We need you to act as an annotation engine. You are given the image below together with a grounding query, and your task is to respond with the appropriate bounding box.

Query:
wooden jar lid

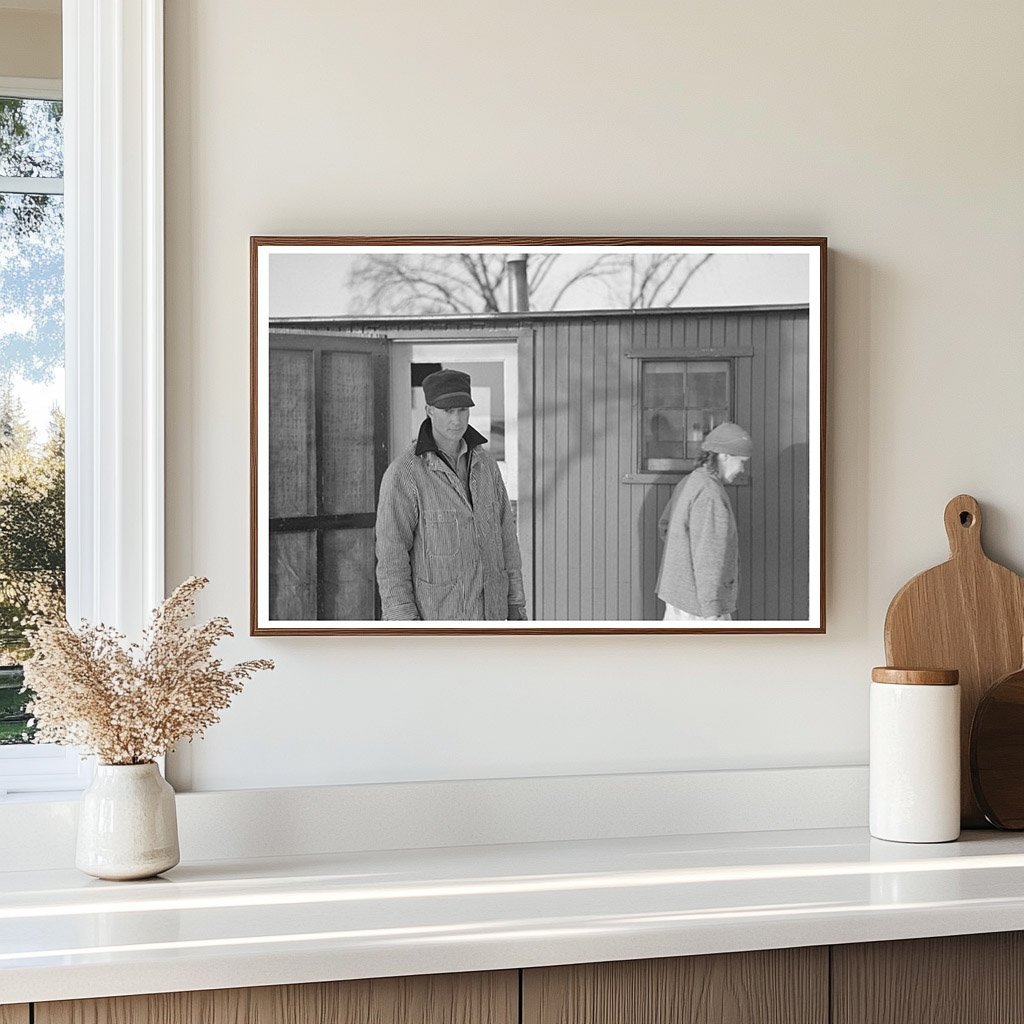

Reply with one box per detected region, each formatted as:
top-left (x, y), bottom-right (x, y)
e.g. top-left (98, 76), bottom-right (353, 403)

top-left (871, 667), bottom-right (960, 686)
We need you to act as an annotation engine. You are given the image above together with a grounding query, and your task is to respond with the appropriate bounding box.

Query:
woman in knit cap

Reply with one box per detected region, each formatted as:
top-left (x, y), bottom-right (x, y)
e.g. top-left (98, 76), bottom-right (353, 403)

top-left (655, 422), bottom-right (753, 621)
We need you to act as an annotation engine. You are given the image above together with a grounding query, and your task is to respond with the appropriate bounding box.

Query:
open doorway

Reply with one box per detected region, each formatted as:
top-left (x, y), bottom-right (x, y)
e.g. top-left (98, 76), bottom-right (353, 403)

top-left (390, 341), bottom-right (519, 501)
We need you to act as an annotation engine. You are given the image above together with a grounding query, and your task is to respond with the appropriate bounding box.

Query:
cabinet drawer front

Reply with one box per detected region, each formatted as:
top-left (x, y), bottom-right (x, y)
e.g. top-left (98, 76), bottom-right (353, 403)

top-left (524, 949), bottom-right (827, 1024)
top-left (833, 933), bottom-right (1024, 1024)
top-left (35, 971), bottom-right (518, 1024)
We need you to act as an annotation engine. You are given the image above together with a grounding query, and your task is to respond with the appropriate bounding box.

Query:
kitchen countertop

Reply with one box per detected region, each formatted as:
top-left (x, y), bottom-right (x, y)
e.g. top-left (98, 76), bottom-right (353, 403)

top-left (5, 826), bottom-right (1024, 1004)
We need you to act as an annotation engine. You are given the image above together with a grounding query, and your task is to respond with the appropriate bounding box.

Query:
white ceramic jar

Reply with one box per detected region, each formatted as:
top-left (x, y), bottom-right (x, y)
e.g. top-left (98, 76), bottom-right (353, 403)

top-left (870, 667), bottom-right (960, 843)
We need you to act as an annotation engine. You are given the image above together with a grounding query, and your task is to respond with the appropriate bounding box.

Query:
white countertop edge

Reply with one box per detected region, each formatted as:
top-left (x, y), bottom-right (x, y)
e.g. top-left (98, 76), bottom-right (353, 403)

top-left (6, 825), bottom-right (1024, 1005)
top-left (10, 900), bottom-right (1024, 1005)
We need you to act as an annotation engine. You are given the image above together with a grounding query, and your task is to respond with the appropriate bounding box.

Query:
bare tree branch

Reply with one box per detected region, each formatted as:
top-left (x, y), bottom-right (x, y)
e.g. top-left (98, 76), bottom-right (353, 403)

top-left (344, 251), bottom-right (714, 315)
top-left (662, 255), bottom-right (713, 307)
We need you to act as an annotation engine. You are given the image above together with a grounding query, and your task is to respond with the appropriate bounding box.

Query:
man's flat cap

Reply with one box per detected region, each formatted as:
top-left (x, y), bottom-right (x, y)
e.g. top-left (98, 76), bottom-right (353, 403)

top-left (422, 369), bottom-right (475, 409)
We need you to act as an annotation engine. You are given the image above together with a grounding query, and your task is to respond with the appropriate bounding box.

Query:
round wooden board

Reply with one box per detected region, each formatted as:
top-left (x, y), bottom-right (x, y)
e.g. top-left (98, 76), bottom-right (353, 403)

top-left (971, 664), bottom-right (1024, 829)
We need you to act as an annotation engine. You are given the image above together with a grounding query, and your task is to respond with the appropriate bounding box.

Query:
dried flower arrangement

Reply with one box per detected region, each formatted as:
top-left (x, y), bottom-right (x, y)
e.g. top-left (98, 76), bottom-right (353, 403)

top-left (22, 576), bottom-right (273, 765)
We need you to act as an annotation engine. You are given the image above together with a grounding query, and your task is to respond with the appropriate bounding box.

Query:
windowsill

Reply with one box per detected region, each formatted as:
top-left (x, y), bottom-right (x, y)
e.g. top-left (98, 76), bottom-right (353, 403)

top-left (0, 744), bottom-right (95, 797)
top-left (0, 789), bottom-right (86, 804)
top-left (622, 472), bottom-right (752, 486)
top-left (3, 825), bottom-right (1024, 1004)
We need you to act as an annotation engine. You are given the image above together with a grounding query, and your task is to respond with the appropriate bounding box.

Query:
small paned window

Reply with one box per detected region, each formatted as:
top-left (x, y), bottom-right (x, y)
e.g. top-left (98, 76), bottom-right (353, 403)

top-left (640, 359), bottom-right (731, 473)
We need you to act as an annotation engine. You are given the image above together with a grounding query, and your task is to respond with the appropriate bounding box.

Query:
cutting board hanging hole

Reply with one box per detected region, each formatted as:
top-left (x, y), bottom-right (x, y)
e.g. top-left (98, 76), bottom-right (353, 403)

top-left (944, 494), bottom-right (983, 556)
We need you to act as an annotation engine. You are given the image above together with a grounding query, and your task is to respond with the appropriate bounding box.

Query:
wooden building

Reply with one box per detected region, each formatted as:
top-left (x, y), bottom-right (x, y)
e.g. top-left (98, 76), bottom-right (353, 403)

top-left (267, 304), bottom-right (811, 622)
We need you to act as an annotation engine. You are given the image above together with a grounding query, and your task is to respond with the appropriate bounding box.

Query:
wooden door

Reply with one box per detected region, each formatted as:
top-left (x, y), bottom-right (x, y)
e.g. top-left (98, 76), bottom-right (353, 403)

top-left (523, 950), bottom-right (828, 1024)
top-left (269, 332), bottom-right (389, 621)
top-left (0, 1007), bottom-right (29, 1024)
top-left (36, 972), bottom-right (517, 1024)
top-left (832, 933), bottom-right (1024, 1024)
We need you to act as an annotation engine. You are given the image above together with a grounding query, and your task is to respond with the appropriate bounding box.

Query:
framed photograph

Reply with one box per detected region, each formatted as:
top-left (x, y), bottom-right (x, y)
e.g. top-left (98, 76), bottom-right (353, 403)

top-left (250, 236), bottom-right (826, 635)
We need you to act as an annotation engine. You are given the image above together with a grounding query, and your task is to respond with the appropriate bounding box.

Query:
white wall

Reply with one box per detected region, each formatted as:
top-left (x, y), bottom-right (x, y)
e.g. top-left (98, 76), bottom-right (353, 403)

top-left (0, 10), bottom-right (61, 449)
top-left (163, 0), bottom-right (1024, 791)
top-left (0, 9), bottom-right (60, 80)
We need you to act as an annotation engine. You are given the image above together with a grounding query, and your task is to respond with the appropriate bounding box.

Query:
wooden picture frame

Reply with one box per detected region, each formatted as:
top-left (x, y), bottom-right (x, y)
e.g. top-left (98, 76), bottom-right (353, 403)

top-left (250, 236), bottom-right (827, 635)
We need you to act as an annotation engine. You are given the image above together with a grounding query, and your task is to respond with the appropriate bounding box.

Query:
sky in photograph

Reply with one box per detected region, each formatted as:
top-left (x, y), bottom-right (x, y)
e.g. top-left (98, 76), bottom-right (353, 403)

top-left (269, 250), bottom-right (811, 318)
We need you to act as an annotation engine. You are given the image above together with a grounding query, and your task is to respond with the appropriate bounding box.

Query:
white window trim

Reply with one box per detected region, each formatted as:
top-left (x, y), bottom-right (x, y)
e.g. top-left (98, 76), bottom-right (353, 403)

top-left (0, 1), bottom-right (165, 797)
top-left (0, 176), bottom-right (63, 195)
top-left (0, 76), bottom-right (62, 100)
top-left (0, 76), bottom-right (63, 193)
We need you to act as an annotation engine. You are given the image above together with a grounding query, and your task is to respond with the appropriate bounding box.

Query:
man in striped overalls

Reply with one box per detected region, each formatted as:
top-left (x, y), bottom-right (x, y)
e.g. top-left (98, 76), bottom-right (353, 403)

top-left (375, 369), bottom-right (527, 621)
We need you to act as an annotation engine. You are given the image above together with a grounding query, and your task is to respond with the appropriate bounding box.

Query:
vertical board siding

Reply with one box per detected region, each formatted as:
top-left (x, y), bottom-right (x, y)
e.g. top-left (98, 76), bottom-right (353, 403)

top-left (750, 315), bottom-right (768, 619)
top-left (567, 322), bottom-right (583, 618)
top-left (541, 323), bottom-right (558, 619)
top-left (579, 322), bottom-right (595, 620)
top-left (764, 314), bottom-right (782, 621)
top-left (734, 315), bottom-right (755, 621)
top-left (591, 320), bottom-right (608, 618)
top-left (517, 328), bottom-right (536, 618)
top-left (529, 307), bottom-right (810, 621)
top-left (790, 311), bottom-right (806, 618)
top-left (557, 323), bottom-right (573, 618)
top-left (615, 323), bottom-right (632, 619)
top-left (778, 318), bottom-right (795, 618)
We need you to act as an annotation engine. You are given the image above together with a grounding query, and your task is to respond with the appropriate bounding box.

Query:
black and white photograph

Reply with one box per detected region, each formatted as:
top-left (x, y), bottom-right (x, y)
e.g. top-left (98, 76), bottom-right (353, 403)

top-left (250, 237), bottom-right (826, 634)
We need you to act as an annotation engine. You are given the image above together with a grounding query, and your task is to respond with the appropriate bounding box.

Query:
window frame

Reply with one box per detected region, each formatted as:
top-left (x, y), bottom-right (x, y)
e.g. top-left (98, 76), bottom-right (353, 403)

top-left (623, 347), bottom-right (752, 485)
top-left (0, 75), bottom-right (82, 794)
top-left (0, 77), bottom-right (61, 102)
top-left (0, 0), bottom-right (165, 799)
top-left (639, 357), bottom-right (734, 474)
top-left (0, 75), bottom-right (63, 191)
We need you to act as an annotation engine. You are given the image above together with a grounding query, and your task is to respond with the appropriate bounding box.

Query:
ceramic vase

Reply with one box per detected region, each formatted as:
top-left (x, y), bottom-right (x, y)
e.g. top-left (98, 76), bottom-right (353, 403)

top-left (76, 762), bottom-right (180, 880)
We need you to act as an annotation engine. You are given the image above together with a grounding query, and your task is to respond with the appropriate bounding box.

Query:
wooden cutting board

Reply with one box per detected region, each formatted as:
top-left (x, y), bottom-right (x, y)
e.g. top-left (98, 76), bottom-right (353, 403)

top-left (884, 494), bottom-right (1024, 827)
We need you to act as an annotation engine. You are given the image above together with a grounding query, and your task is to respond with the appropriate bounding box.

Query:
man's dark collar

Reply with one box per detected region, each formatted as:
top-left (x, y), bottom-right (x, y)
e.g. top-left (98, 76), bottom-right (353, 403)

top-left (415, 417), bottom-right (487, 457)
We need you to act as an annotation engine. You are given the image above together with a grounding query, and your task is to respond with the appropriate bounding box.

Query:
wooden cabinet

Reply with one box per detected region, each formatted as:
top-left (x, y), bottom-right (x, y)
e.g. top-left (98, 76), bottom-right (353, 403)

top-left (35, 972), bottom-right (517, 1024)
top-left (18, 933), bottom-right (1024, 1024)
top-left (523, 948), bottom-right (828, 1024)
top-left (521, 935), bottom-right (1024, 1024)
top-left (832, 932), bottom-right (1024, 1024)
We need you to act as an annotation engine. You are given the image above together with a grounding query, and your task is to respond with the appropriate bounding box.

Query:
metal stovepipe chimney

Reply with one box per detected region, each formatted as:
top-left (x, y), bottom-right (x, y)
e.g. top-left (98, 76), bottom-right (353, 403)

top-left (506, 255), bottom-right (530, 311)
